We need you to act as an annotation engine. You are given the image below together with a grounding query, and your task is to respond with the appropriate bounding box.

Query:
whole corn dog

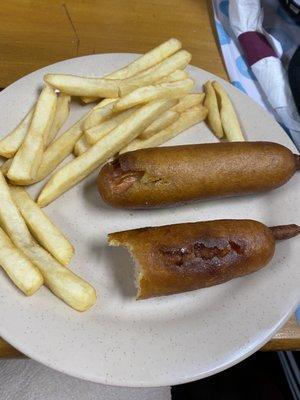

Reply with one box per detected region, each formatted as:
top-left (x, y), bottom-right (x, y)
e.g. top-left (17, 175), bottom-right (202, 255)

top-left (98, 142), bottom-right (299, 209)
top-left (108, 220), bottom-right (300, 299)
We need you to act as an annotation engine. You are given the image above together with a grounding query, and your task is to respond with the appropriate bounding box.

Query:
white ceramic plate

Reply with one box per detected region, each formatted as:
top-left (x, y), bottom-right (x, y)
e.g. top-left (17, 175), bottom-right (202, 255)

top-left (0, 54), bottom-right (299, 387)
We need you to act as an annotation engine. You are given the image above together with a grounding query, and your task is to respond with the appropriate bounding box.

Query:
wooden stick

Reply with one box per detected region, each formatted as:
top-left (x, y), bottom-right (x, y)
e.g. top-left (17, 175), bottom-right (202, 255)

top-left (295, 154), bottom-right (300, 170)
top-left (269, 224), bottom-right (300, 241)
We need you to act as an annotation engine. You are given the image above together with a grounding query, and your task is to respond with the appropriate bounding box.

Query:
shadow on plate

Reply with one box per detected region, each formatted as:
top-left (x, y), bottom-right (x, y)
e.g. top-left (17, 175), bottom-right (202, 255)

top-left (81, 176), bottom-right (112, 211)
top-left (95, 243), bottom-right (137, 299)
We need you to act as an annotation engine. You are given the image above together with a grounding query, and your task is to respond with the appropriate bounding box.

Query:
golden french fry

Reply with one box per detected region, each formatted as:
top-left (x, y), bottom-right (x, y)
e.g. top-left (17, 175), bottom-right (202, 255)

top-left (119, 51), bottom-right (191, 95)
top-left (172, 92), bottom-right (205, 113)
top-left (80, 66), bottom-right (187, 106)
top-left (118, 50), bottom-right (192, 96)
top-left (0, 171), bottom-right (35, 245)
top-left (46, 93), bottom-right (71, 145)
top-left (40, 100), bottom-right (114, 172)
top-left (80, 38), bottom-right (182, 103)
top-left (159, 69), bottom-right (189, 83)
top-left (0, 171), bottom-right (44, 291)
top-left (5, 100), bottom-right (109, 185)
top-left (21, 244), bottom-right (96, 312)
top-left (7, 86), bottom-right (57, 183)
top-left (73, 136), bottom-right (90, 156)
top-left (94, 98), bottom-right (117, 108)
top-left (73, 99), bottom-right (119, 155)
top-left (139, 110), bottom-right (179, 139)
top-left (120, 105), bottom-right (208, 153)
top-left (0, 106), bottom-right (34, 158)
top-left (114, 79), bottom-right (194, 112)
top-left (10, 186), bottom-right (74, 266)
top-left (84, 107), bottom-right (138, 146)
top-left (212, 81), bottom-right (244, 141)
top-left (1, 158), bottom-right (12, 175)
top-left (0, 226), bottom-right (43, 296)
top-left (65, 50), bottom-right (190, 101)
top-left (37, 99), bottom-right (177, 207)
top-left (0, 172), bottom-right (95, 311)
top-left (35, 119), bottom-right (84, 182)
top-left (204, 81), bottom-right (223, 139)
top-left (81, 96), bottom-right (98, 104)
top-left (81, 97), bottom-right (119, 105)
top-left (44, 74), bottom-right (120, 98)
top-left (83, 99), bottom-right (118, 130)
top-left (107, 38), bottom-right (182, 80)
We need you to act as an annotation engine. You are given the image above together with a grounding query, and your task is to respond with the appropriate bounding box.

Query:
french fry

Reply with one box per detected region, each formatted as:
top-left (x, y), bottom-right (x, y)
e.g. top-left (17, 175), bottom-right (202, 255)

top-left (114, 79), bottom-right (194, 111)
top-left (83, 99), bottom-right (118, 130)
top-left (1, 158), bottom-right (12, 175)
top-left (80, 69), bottom-right (188, 105)
top-left (35, 120), bottom-right (84, 182)
top-left (81, 96), bottom-right (98, 104)
top-left (20, 244), bottom-right (96, 311)
top-left (9, 186), bottom-right (74, 266)
top-left (3, 129), bottom-right (79, 185)
top-left (0, 226), bottom-right (43, 296)
top-left (73, 136), bottom-right (90, 156)
top-left (59, 50), bottom-right (190, 101)
top-left (172, 92), bottom-right (205, 113)
top-left (81, 38), bottom-right (182, 103)
top-left (204, 81), bottom-right (223, 139)
top-left (94, 98), bottom-right (117, 108)
top-left (5, 100), bottom-right (109, 185)
top-left (37, 99), bottom-right (177, 207)
top-left (85, 107), bottom-right (138, 145)
top-left (119, 50), bottom-right (191, 95)
top-left (159, 69), bottom-right (189, 83)
top-left (0, 105), bottom-right (34, 158)
top-left (73, 99), bottom-right (119, 155)
top-left (44, 74), bottom-right (120, 98)
top-left (0, 171), bottom-right (44, 291)
top-left (0, 172), bottom-right (95, 311)
top-left (7, 85), bottom-right (57, 183)
top-left (118, 50), bottom-right (192, 96)
top-left (77, 85), bottom-right (194, 157)
top-left (0, 171), bottom-right (34, 245)
top-left (81, 96), bottom-right (116, 106)
top-left (212, 81), bottom-right (244, 141)
top-left (45, 93), bottom-right (71, 145)
top-left (120, 105), bottom-right (208, 153)
top-left (106, 38), bottom-right (182, 80)
top-left (139, 110), bottom-right (179, 139)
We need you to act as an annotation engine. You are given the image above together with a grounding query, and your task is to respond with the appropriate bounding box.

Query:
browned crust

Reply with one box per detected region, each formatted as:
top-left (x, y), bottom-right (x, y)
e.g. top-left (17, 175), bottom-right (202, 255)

top-left (108, 219), bottom-right (276, 299)
top-left (98, 142), bottom-right (297, 209)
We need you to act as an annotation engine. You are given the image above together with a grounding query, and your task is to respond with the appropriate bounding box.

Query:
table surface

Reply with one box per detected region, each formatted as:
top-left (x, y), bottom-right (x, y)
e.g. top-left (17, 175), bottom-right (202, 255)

top-left (0, 0), bottom-right (299, 357)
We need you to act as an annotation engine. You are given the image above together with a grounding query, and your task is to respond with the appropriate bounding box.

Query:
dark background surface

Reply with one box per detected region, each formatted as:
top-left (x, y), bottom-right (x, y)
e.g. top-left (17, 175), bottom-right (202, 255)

top-left (172, 352), bottom-right (299, 400)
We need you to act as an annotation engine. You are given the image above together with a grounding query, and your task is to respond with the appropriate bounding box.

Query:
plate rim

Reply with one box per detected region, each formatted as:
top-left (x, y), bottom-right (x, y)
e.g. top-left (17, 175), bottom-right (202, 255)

top-left (0, 301), bottom-right (297, 387)
top-left (0, 53), bottom-right (299, 387)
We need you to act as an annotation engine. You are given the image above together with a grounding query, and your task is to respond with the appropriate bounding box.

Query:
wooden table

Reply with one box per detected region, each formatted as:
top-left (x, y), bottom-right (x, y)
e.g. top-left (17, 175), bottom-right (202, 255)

top-left (0, 0), bottom-right (299, 357)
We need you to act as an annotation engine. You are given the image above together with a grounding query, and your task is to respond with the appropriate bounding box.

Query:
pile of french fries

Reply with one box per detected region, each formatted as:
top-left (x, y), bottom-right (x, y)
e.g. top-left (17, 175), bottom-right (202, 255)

top-left (0, 173), bottom-right (96, 311)
top-left (0, 38), bottom-right (244, 311)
